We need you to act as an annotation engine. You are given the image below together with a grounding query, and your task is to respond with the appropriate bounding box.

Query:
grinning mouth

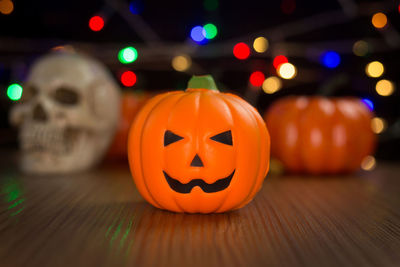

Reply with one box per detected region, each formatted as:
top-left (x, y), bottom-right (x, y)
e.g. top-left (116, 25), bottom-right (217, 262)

top-left (163, 170), bottom-right (235, 194)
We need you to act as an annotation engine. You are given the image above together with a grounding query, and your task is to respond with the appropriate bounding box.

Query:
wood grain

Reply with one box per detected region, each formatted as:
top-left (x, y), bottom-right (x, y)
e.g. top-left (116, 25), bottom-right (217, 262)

top-left (1, 150), bottom-right (400, 267)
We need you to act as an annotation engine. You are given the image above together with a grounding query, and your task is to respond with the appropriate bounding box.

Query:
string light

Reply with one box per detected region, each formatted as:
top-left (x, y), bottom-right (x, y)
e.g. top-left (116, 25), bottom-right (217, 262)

top-left (262, 76), bottom-right (282, 94)
top-left (0, 0), bottom-right (13, 15)
top-left (371, 12), bottom-right (387, 29)
top-left (118, 47), bottom-right (138, 64)
top-left (320, 51), bottom-right (340, 68)
top-left (203, 23), bottom-right (217, 39)
top-left (120, 71), bottom-right (137, 87)
top-left (190, 26), bottom-right (206, 42)
top-left (233, 43), bottom-right (250, 60)
top-left (253, 37), bottom-right (269, 53)
top-left (273, 55), bottom-right (288, 69)
top-left (278, 63), bottom-right (296, 79)
top-left (371, 117), bottom-right (386, 134)
top-left (362, 98), bottom-right (374, 111)
top-left (249, 71), bottom-right (265, 87)
top-left (7, 83), bottom-right (23, 101)
top-left (89, 16), bottom-right (105, 32)
top-left (376, 79), bottom-right (395, 96)
top-left (353, 40), bottom-right (369, 57)
top-left (171, 55), bottom-right (192, 72)
top-left (361, 155), bottom-right (376, 171)
top-left (365, 61), bottom-right (384, 78)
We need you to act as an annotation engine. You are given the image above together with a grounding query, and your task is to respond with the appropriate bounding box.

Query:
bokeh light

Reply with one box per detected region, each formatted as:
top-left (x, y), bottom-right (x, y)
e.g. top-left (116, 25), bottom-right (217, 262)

top-left (371, 117), bottom-right (386, 134)
top-left (361, 155), bottom-right (376, 171)
top-left (120, 71), bottom-right (137, 87)
top-left (376, 79), bottom-right (395, 96)
top-left (203, 23), bottom-right (217, 39)
top-left (273, 55), bottom-right (288, 69)
top-left (365, 61), bottom-right (384, 78)
top-left (371, 12), bottom-right (387, 29)
top-left (203, 0), bottom-right (218, 11)
top-left (7, 83), bottom-right (23, 101)
top-left (249, 71), bottom-right (265, 87)
top-left (281, 0), bottom-right (296, 14)
top-left (262, 76), bottom-right (282, 94)
top-left (129, 0), bottom-right (144, 14)
top-left (277, 63), bottom-right (296, 79)
top-left (233, 42), bottom-right (250, 60)
top-left (253, 37), bottom-right (269, 53)
top-left (89, 16), bottom-right (105, 32)
top-left (320, 51), bottom-right (340, 68)
top-left (0, 0), bottom-right (14, 15)
top-left (191, 26), bottom-right (206, 42)
top-left (118, 47), bottom-right (138, 64)
top-left (362, 98), bottom-right (374, 111)
top-left (353, 40), bottom-right (369, 57)
top-left (171, 55), bottom-right (192, 72)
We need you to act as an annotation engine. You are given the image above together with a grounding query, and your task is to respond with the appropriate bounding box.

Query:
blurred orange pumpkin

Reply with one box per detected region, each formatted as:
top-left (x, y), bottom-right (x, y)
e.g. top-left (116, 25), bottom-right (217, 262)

top-left (107, 91), bottom-right (151, 160)
top-left (128, 75), bottom-right (270, 213)
top-left (264, 96), bottom-right (376, 174)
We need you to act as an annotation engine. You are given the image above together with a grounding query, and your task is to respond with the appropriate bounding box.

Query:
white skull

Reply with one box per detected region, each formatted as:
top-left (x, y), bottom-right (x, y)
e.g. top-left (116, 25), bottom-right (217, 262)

top-left (10, 52), bottom-right (120, 174)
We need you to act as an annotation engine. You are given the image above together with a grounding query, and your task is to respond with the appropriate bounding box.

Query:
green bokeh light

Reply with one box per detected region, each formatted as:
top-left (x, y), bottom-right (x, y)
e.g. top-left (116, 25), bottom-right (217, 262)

top-left (203, 23), bottom-right (218, 39)
top-left (7, 84), bottom-right (23, 101)
top-left (118, 46), bottom-right (138, 64)
top-left (204, 0), bottom-right (219, 11)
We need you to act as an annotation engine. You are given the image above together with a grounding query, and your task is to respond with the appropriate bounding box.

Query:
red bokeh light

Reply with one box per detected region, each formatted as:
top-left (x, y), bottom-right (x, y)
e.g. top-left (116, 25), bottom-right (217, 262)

top-left (281, 0), bottom-right (296, 14)
top-left (249, 71), bottom-right (265, 87)
top-left (233, 42), bottom-right (250, 60)
top-left (89, 16), bottom-right (105, 32)
top-left (273, 55), bottom-right (288, 69)
top-left (121, 71), bottom-right (137, 87)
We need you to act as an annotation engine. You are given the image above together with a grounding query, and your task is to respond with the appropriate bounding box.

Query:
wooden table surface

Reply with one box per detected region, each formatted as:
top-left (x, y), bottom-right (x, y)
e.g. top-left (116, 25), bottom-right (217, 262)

top-left (1, 149), bottom-right (400, 267)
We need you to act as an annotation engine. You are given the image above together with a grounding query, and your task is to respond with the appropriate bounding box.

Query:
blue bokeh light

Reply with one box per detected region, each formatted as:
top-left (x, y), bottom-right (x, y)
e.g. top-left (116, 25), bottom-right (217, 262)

top-left (362, 98), bottom-right (374, 111)
top-left (129, 1), bottom-right (144, 14)
top-left (190, 26), bottom-right (206, 42)
top-left (321, 51), bottom-right (341, 68)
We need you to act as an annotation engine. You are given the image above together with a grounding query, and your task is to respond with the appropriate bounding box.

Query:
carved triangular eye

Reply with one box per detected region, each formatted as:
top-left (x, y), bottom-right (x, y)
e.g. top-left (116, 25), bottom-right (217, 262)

top-left (164, 130), bottom-right (184, 146)
top-left (210, 130), bottom-right (233, 146)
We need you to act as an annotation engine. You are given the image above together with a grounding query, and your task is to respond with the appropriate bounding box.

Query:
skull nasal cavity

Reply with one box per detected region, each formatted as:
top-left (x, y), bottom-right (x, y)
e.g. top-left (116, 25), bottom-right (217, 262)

top-left (190, 154), bottom-right (204, 167)
top-left (33, 104), bottom-right (48, 122)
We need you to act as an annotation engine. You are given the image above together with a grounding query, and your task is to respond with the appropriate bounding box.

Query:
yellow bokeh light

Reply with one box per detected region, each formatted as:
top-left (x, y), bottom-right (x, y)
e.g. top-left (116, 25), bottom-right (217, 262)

top-left (262, 76), bottom-right (282, 94)
top-left (365, 61), bottom-right (384, 78)
top-left (0, 0), bottom-right (14, 15)
top-left (376, 79), bottom-right (395, 96)
top-left (361, 155), bottom-right (376, 171)
top-left (253, 37), bottom-right (269, 53)
top-left (171, 55), bottom-right (192, 72)
top-left (277, 63), bottom-right (296, 79)
top-left (370, 117), bottom-right (386, 134)
top-left (352, 40), bottom-right (369, 57)
top-left (371, 12), bottom-right (387, 29)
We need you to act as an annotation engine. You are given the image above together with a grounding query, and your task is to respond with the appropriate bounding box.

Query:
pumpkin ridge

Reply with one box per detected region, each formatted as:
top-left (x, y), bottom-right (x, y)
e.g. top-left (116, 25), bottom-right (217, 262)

top-left (129, 92), bottom-right (173, 209)
top-left (141, 92), bottom-right (186, 210)
top-left (220, 94), bottom-right (264, 211)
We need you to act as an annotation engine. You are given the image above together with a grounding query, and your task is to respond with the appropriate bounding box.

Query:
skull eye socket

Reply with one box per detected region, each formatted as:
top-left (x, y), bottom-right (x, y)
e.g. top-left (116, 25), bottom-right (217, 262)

top-left (53, 87), bottom-right (79, 105)
top-left (164, 130), bottom-right (184, 146)
top-left (20, 85), bottom-right (38, 103)
top-left (210, 130), bottom-right (233, 146)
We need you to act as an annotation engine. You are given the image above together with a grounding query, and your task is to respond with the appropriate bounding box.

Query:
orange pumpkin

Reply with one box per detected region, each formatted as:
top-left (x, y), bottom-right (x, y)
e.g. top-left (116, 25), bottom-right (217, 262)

top-left (107, 91), bottom-right (151, 160)
top-left (128, 75), bottom-right (270, 213)
top-left (264, 96), bottom-right (376, 174)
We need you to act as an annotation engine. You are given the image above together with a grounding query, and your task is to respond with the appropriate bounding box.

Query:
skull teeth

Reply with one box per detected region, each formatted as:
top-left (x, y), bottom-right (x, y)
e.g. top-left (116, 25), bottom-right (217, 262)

top-left (19, 123), bottom-right (79, 154)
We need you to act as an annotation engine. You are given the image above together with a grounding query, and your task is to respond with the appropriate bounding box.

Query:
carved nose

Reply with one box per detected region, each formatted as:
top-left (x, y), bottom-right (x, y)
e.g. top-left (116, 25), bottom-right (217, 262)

top-left (190, 154), bottom-right (204, 167)
top-left (33, 103), bottom-right (48, 122)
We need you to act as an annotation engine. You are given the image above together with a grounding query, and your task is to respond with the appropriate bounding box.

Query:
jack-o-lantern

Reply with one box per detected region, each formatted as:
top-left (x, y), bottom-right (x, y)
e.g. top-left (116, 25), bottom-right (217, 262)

top-left (106, 91), bottom-right (151, 160)
top-left (264, 96), bottom-right (376, 174)
top-left (128, 75), bottom-right (270, 213)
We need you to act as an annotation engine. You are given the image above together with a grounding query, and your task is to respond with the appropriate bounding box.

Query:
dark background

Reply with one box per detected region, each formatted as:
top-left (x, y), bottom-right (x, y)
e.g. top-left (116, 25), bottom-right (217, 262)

top-left (0, 0), bottom-right (399, 160)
